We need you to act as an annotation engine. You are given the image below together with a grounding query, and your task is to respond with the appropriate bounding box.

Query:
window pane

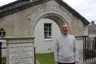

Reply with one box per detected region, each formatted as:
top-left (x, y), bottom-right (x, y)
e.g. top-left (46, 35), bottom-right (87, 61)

top-left (49, 32), bottom-right (51, 36)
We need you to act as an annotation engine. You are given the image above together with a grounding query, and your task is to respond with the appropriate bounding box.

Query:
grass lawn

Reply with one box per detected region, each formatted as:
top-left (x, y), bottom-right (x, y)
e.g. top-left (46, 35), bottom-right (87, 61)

top-left (36, 53), bottom-right (54, 64)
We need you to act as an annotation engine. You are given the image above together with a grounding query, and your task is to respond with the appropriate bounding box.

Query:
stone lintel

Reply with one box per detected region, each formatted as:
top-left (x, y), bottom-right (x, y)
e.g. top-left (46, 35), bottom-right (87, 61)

top-left (4, 36), bottom-right (35, 44)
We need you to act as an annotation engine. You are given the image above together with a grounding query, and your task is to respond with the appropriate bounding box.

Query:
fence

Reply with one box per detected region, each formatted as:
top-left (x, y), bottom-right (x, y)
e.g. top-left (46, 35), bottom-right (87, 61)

top-left (83, 36), bottom-right (96, 63)
top-left (76, 36), bottom-right (96, 64)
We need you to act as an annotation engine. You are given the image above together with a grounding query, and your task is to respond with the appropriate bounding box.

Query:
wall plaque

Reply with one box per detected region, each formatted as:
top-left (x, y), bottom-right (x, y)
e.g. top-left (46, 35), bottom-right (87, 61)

top-left (8, 43), bottom-right (34, 64)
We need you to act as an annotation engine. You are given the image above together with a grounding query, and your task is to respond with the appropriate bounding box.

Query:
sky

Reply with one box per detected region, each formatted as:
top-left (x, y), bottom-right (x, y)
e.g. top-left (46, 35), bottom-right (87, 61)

top-left (0, 0), bottom-right (17, 6)
top-left (0, 0), bottom-right (96, 23)
top-left (63, 0), bottom-right (96, 23)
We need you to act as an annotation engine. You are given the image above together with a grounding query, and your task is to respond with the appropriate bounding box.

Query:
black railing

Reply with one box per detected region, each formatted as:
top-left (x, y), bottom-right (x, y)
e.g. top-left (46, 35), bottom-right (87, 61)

top-left (83, 36), bottom-right (96, 61)
top-left (76, 36), bottom-right (96, 62)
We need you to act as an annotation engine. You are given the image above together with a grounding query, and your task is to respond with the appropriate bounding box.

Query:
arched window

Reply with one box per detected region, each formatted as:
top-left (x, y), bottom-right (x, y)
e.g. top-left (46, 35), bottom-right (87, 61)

top-left (0, 28), bottom-right (5, 39)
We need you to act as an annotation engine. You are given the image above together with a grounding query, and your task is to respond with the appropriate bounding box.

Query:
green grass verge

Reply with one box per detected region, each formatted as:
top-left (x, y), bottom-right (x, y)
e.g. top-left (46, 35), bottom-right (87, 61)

top-left (36, 53), bottom-right (54, 64)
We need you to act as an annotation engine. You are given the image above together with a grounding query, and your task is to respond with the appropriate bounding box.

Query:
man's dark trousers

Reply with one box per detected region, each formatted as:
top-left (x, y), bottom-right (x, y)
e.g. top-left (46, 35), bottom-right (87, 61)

top-left (58, 62), bottom-right (75, 64)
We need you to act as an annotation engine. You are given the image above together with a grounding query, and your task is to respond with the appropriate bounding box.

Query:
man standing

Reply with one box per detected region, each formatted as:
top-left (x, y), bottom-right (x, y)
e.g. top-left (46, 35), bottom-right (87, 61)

top-left (54, 24), bottom-right (79, 64)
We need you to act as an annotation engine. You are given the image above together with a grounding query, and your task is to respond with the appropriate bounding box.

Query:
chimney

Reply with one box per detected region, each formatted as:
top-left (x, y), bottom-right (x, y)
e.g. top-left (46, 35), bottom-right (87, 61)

top-left (91, 21), bottom-right (95, 25)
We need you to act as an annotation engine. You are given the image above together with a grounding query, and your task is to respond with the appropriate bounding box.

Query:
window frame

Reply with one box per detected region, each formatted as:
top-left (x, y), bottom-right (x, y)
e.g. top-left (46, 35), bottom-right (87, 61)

top-left (44, 23), bottom-right (52, 40)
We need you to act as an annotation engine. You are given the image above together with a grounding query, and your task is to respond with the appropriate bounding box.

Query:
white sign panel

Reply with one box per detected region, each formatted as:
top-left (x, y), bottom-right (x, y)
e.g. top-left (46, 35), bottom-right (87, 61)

top-left (77, 39), bottom-right (83, 63)
top-left (8, 43), bottom-right (34, 64)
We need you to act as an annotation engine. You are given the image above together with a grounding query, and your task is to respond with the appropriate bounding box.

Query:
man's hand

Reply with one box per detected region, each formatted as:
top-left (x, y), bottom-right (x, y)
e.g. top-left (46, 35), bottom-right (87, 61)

top-left (75, 61), bottom-right (80, 64)
top-left (54, 61), bottom-right (58, 64)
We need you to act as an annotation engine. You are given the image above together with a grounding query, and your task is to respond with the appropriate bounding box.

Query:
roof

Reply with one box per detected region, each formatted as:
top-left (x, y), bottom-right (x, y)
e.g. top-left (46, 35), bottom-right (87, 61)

top-left (0, 0), bottom-right (49, 18)
top-left (0, 0), bottom-right (23, 9)
top-left (0, 0), bottom-right (90, 25)
top-left (88, 24), bottom-right (96, 34)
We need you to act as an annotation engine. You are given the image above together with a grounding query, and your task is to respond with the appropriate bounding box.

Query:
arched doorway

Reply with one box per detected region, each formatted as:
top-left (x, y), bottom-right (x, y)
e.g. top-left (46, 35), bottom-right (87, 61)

top-left (34, 14), bottom-right (71, 53)
top-left (34, 18), bottom-right (61, 53)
